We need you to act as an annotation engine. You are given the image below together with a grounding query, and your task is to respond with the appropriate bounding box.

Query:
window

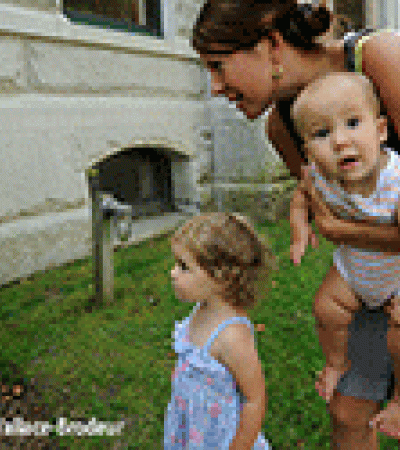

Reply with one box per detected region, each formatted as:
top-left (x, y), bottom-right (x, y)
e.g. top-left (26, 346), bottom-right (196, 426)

top-left (63, 0), bottom-right (162, 37)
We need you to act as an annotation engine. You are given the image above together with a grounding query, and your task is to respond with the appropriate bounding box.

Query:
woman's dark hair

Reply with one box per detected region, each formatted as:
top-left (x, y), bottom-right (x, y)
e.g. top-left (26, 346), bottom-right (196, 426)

top-left (192, 0), bottom-right (334, 56)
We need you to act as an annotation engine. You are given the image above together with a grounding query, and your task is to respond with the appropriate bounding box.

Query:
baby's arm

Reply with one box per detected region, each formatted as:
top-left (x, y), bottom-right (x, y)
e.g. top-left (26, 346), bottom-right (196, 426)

top-left (397, 200), bottom-right (400, 228)
top-left (217, 324), bottom-right (266, 450)
top-left (290, 181), bottom-right (318, 264)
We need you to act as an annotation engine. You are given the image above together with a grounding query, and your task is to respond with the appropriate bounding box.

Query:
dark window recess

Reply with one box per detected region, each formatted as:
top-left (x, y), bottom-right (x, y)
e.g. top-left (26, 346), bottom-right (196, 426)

top-left (92, 148), bottom-right (175, 218)
top-left (63, 0), bottom-right (162, 37)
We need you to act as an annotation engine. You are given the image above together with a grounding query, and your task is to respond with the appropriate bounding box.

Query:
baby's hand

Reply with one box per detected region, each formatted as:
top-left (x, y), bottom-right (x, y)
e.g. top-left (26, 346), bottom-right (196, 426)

top-left (290, 223), bottom-right (319, 265)
top-left (310, 232), bottom-right (319, 249)
top-left (290, 169), bottom-right (319, 265)
top-left (290, 222), bottom-right (309, 265)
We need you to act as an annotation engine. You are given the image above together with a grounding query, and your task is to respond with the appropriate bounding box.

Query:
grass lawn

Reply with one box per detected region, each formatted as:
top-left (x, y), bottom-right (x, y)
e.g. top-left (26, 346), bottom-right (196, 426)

top-left (0, 217), bottom-right (398, 449)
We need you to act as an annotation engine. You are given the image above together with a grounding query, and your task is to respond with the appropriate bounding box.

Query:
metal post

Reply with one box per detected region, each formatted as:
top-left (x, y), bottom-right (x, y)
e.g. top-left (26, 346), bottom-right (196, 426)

top-left (92, 191), bottom-right (115, 306)
top-left (87, 168), bottom-right (133, 309)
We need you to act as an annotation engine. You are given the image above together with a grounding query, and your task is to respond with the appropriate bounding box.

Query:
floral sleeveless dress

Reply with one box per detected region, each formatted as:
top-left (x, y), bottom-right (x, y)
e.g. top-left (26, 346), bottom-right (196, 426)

top-left (164, 302), bottom-right (270, 449)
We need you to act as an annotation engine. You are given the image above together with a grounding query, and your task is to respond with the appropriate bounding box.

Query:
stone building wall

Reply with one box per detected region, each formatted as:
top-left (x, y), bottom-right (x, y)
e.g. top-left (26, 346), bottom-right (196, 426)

top-left (4, 0), bottom-right (389, 285)
top-left (0, 0), bottom-right (209, 286)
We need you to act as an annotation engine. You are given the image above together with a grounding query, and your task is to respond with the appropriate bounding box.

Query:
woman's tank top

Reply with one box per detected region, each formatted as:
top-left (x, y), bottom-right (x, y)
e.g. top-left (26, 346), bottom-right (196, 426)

top-left (275, 28), bottom-right (400, 165)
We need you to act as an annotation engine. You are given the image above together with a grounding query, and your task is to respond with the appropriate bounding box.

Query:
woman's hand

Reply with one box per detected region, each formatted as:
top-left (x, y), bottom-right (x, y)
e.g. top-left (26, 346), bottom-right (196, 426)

top-left (301, 165), bottom-right (400, 252)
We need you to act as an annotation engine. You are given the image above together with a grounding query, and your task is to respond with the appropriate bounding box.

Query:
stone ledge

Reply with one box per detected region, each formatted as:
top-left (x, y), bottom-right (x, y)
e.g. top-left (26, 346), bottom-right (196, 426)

top-left (0, 4), bottom-right (200, 62)
top-left (0, 198), bottom-right (88, 225)
top-left (0, 207), bottom-right (191, 287)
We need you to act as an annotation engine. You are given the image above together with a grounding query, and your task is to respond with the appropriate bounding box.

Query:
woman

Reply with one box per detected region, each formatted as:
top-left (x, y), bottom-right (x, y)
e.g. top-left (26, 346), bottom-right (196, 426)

top-left (191, 1), bottom-right (400, 448)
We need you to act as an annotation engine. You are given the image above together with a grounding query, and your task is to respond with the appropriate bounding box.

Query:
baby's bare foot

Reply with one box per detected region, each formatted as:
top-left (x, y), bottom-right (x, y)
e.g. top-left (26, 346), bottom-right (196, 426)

top-left (370, 395), bottom-right (400, 438)
top-left (315, 365), bottom-right (348, 403)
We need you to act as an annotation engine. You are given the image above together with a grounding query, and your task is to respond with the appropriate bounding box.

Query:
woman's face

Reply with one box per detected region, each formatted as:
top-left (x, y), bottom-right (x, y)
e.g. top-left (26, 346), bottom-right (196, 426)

top-left (200, 38), bottom-right (282, 120)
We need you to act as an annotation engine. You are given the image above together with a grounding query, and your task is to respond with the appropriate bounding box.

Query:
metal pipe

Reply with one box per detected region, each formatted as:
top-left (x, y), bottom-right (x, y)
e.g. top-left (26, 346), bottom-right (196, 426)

top-left (92, 191), bottom-right (114, 306)
top-left (87, 168), bottom-right (133, 308)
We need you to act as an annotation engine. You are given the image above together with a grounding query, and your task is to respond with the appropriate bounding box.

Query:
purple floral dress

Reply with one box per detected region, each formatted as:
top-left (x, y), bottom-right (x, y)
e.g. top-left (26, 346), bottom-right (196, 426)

top-left (164, 302), bottom-right (270, 449)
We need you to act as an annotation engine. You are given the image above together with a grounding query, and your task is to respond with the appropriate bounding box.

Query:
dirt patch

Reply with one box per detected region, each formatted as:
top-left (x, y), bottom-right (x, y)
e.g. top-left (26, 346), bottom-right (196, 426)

top-left (0, 364), bottom-right (62, 449)
top-left (0, 362), bottom-right (139, 449)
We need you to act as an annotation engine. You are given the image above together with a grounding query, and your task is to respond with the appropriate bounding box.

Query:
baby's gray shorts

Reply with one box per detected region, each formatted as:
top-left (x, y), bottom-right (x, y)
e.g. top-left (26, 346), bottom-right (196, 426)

top-left (336, 296), bottom-right (395, 403)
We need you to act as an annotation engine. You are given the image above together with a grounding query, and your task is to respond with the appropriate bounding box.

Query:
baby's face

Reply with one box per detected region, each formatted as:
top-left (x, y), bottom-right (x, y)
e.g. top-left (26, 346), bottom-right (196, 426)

top-left (295, 78), bottom-right (388, 192)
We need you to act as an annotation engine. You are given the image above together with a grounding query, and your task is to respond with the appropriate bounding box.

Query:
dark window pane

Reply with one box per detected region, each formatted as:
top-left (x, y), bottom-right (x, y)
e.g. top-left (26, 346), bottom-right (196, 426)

top-left (63, 0), bottom-right (162, 36)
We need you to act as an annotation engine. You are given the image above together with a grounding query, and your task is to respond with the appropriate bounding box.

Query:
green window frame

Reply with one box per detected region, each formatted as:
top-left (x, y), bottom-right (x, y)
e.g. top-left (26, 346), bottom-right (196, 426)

top-left (63, 0), bottom-right (162, 38)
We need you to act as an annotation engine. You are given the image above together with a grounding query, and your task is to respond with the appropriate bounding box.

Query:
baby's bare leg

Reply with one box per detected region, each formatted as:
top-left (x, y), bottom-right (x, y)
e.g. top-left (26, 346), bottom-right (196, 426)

top-left (313, 265), bottom-right (362, 402)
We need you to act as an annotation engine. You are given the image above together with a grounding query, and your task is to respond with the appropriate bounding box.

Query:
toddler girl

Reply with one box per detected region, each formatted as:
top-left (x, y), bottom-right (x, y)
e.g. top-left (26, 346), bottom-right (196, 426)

top-left (164, 213), bottom-right (276, 449)
top-left (290, 71), bottom-right (400, 439)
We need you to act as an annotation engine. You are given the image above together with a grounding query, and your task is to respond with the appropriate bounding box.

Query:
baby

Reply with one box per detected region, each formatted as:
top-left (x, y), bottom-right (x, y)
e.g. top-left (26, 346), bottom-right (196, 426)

top-left (289, 71), bottom-right (400, 434)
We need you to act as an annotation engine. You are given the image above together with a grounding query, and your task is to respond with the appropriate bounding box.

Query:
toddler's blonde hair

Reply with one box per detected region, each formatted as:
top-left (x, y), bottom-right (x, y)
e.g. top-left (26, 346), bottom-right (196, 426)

top-left (170, 213), bottom-right (277, 311)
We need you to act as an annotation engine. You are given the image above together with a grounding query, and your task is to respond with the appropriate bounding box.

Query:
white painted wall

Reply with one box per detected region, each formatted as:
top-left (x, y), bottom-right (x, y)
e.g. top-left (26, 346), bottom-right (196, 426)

top-left (366, 0), bottom-right (400, 29)
top-left (0, 2), bottom-right (206, 286)
top-left (0, 0), bottom-right (288, 287)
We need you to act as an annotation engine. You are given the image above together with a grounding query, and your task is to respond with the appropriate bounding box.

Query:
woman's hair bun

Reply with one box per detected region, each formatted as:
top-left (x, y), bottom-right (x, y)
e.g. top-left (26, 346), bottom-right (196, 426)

top-left (304, 4), bottom-right (332, 34)
top-left (275, 3), bottom-right (332, 50)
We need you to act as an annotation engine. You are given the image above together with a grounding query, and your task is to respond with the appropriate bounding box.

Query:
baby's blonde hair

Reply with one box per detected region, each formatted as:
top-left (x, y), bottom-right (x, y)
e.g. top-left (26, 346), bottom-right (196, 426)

top-left (170, 213), bottom-right (277, 311)
top-left (291, 71), bottom-right (382, 139)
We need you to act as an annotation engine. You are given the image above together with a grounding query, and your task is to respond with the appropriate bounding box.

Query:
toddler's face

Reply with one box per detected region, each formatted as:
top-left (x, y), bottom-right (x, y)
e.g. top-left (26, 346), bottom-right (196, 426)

top-left (295, 78), bottom-right (388, 194)
top-left (170, 243), bottom-right (223, 305)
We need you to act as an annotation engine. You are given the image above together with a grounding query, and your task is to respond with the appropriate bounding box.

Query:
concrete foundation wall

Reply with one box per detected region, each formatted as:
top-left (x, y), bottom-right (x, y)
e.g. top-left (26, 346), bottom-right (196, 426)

top-left (0, 2), bottom-right (207, 286)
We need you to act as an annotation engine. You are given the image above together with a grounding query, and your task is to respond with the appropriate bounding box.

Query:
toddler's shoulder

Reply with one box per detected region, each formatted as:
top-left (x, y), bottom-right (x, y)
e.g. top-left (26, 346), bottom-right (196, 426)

top-left (219, 322), bottom-right (253, 344)
top-left (217, 320), bottom-right (256, 361)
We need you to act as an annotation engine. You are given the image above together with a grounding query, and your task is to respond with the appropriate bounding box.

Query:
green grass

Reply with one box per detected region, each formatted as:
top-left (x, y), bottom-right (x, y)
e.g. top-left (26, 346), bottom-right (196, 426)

top-left (0, 217), bottom-right (398, 449)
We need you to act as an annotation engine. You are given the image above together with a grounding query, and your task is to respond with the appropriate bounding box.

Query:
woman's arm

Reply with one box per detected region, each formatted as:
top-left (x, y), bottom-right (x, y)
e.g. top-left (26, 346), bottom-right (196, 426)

top-left (363, 32), bottom-right (400, 143)
top-left (301, 166), bottom-right (400, 254)
top-left (267, 104), bottom-right (303, 179)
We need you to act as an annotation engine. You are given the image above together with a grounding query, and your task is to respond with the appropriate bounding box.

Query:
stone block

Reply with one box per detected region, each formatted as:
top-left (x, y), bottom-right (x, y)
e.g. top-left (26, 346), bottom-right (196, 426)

top-left (0, 36), bottom-right (26, 92)
top-left (30, 41), bottom-right (202, 94)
